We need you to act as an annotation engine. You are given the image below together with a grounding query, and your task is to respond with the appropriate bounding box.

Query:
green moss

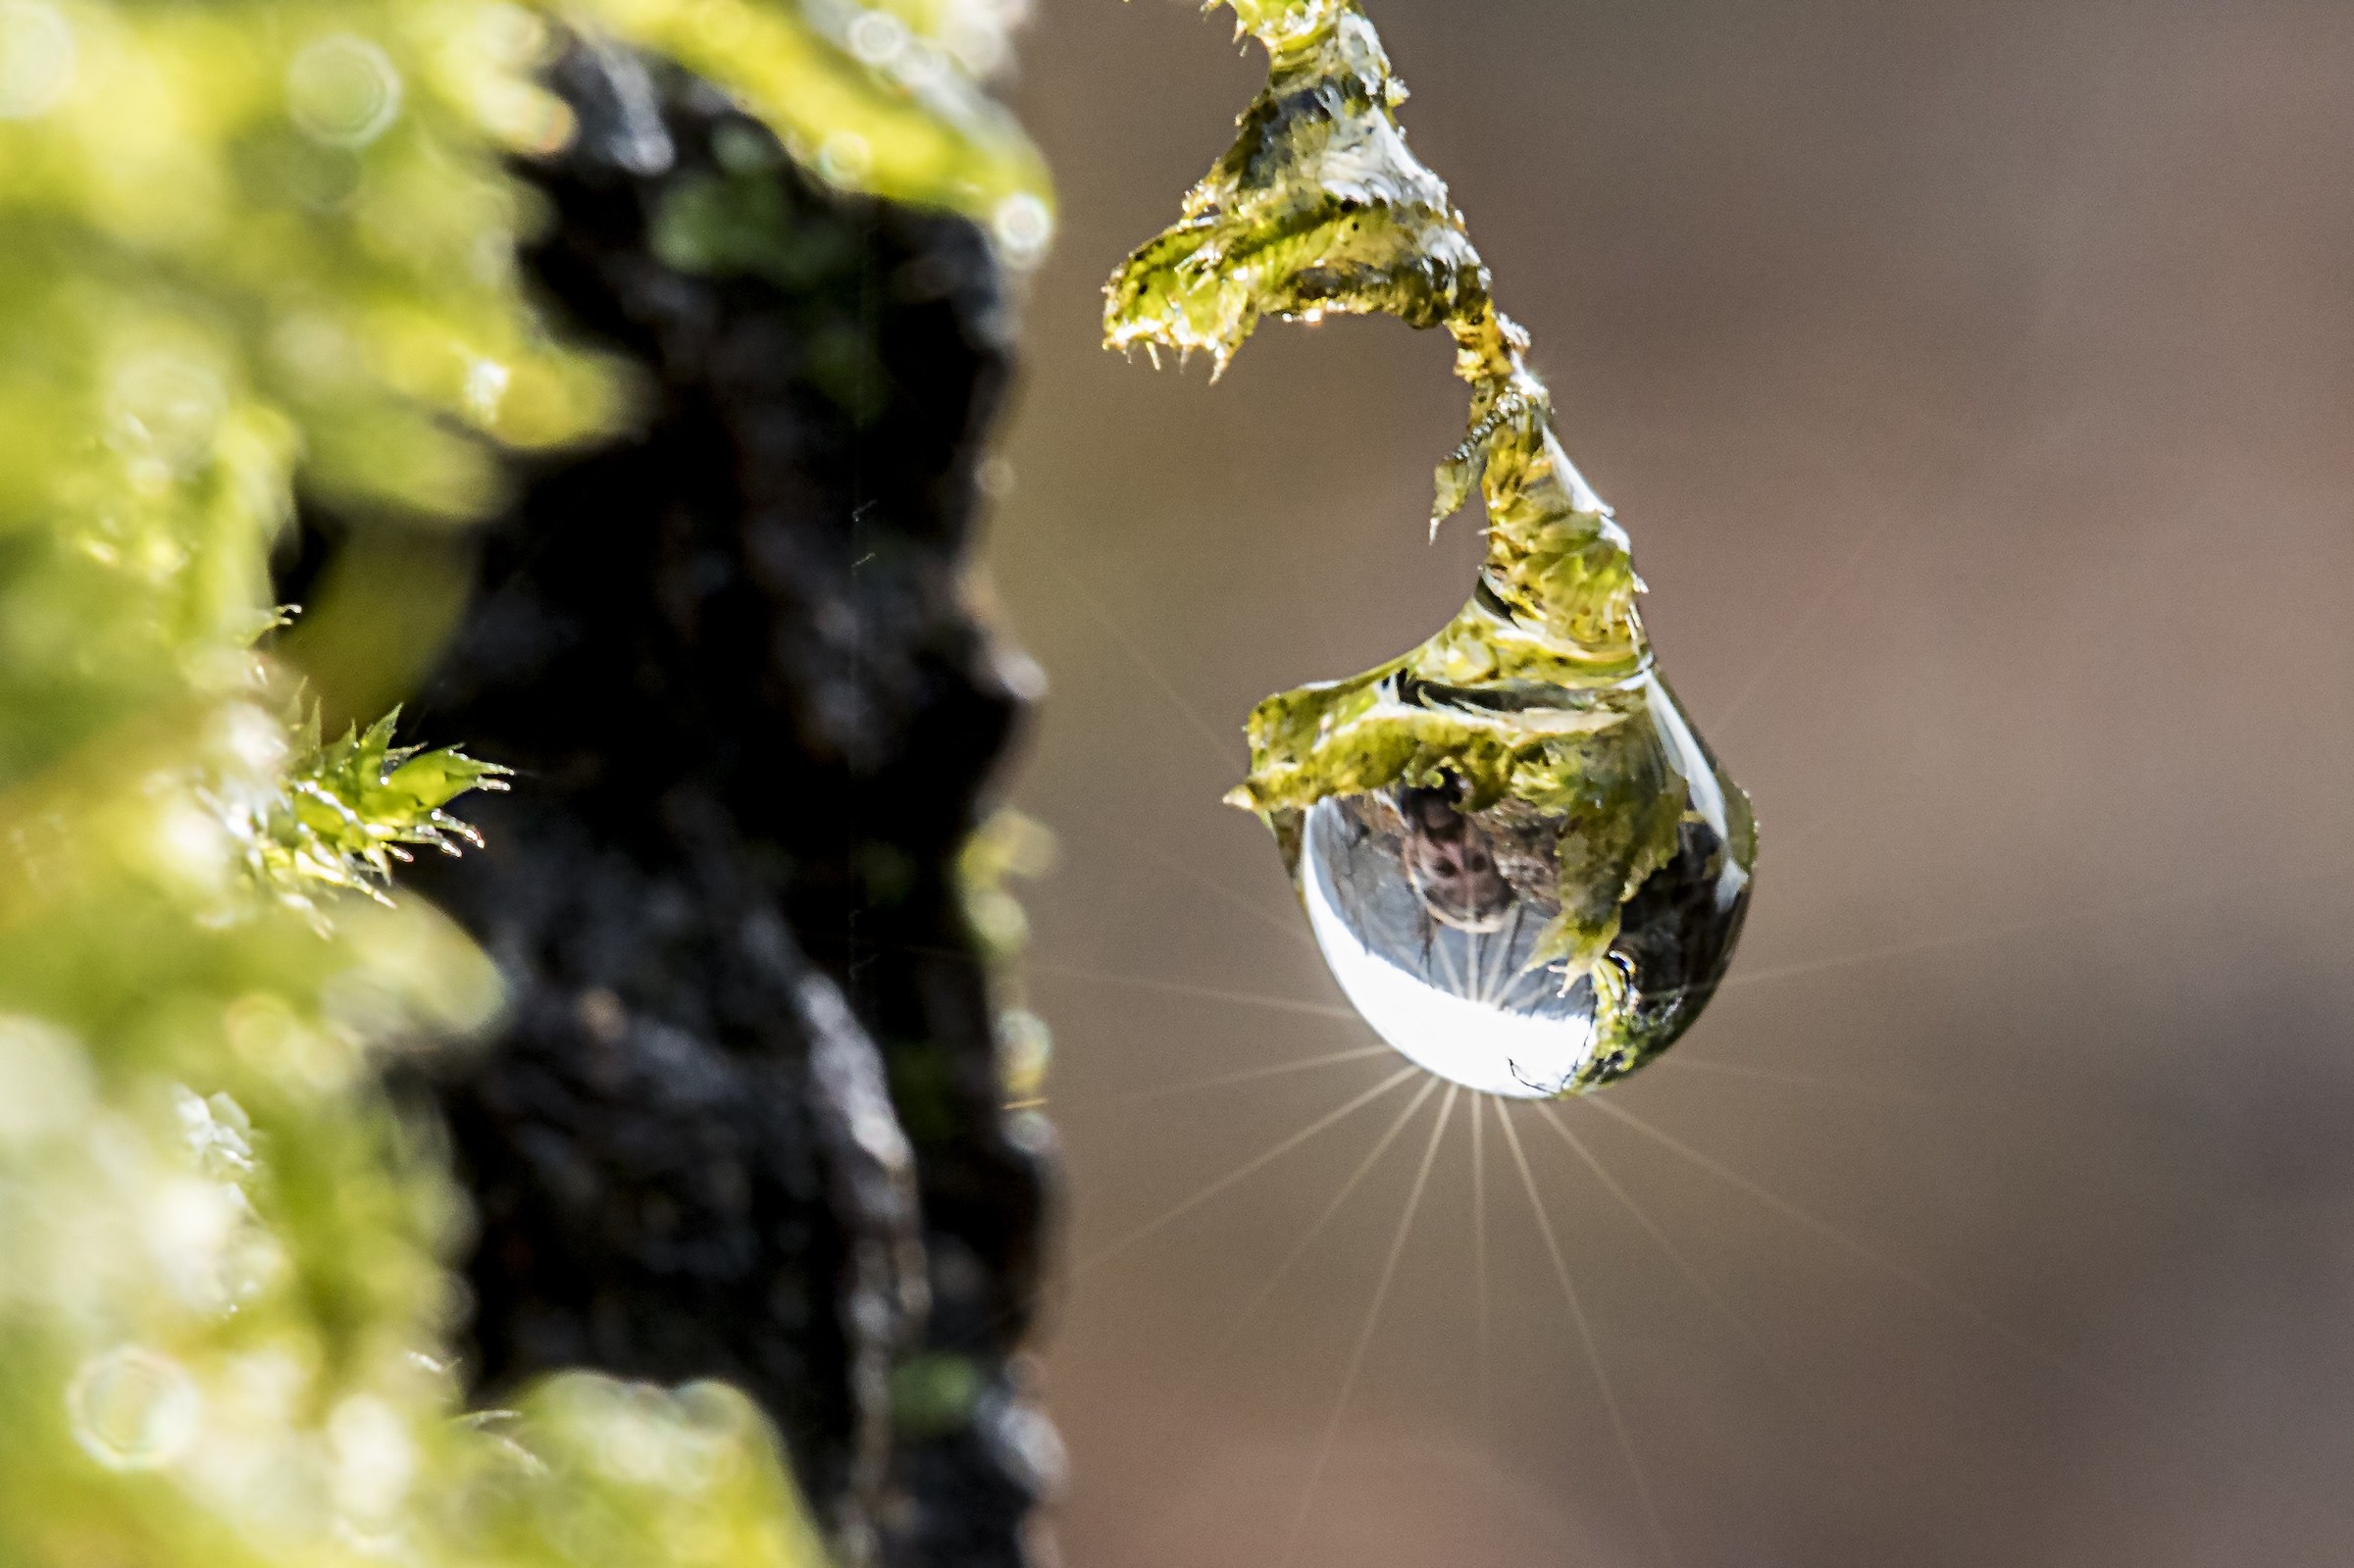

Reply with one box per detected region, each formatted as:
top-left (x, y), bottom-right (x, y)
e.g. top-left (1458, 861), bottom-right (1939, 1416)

top-left (890, 1352), bottom-right (985, 1439)
top-left (885, 1040), bottom-right (964, 1148)
top-left (652, 170), bottom-right (857, 291)
top-left (1108, 0), bottom-right (1750, 1069)
top-left (574, 0), bottom-right (1054, 260)
top-left (1103, 1), bottom-right (1649, 703)
top-left (247, 706), bottom-right (510, 912)
top-left (0, 0), bottom-right (1052, 1560)
top-left (1102, 9), bottom-right (1484, 374)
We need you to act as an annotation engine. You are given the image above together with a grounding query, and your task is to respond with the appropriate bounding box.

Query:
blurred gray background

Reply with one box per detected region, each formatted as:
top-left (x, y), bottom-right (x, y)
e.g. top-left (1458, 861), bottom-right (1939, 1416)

top-left (981, 1), bottom-right (2354, 1562)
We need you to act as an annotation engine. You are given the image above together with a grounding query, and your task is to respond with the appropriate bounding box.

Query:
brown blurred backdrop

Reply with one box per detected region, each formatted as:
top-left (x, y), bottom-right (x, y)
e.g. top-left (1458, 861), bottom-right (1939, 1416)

top-left (981, 2), bottom-right (2354, 1563)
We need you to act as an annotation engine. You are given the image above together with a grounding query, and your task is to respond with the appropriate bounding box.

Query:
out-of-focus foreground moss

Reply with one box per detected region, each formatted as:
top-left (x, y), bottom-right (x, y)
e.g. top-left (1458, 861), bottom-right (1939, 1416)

top-left (0, 1), bottom-right (1047, 1562)
top-left (1104, 0), bottom-right (1755, 1068)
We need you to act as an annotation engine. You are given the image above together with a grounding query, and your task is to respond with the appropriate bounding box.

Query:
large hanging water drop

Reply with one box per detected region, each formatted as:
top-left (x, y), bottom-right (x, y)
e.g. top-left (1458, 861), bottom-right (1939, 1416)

top-left (1287, 672), bottom-right (1752, 1097)
top-left (1224, 442), bottom-right (1762, 1097)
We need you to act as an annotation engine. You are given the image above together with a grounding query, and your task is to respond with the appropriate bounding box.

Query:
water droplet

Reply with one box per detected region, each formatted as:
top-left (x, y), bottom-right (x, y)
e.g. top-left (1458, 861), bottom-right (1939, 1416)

top-left (270, 312), bottom-right (357, 389)
top-left (990, 193), bottom-right (1053, 266)
top-left (286, 34), bottom-right (402, 149)
top-left (976, 454), bottom-right (1017, 499)
top-left (68, 1346), bottom-right (201, 1470)
top-left (846, 8), bottom-right (910, 66)
top-left (1288, 673), bottom-right (1752, 1097)
top-left (818, 129), bottom-right (872, 185)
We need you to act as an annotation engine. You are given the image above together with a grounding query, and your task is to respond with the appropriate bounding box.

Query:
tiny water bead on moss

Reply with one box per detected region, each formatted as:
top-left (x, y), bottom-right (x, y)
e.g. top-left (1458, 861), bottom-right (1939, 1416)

top-left (1106, 0), bottom-right (1756, 1095)
top-left (67, 1346), bottom-right (203, 1471)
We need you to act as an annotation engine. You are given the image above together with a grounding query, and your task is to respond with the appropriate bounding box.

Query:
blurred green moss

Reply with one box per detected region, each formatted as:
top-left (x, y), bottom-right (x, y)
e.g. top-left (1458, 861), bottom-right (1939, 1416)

top-left (889, 1352), bottom-right (984, 1440)
top-left (0, 1), bottom-right (1050, 1562)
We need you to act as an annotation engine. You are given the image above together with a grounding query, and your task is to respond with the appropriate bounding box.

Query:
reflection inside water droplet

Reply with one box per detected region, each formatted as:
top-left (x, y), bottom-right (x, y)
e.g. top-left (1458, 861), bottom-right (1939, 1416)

top-left (68, 1345), bottom-right (201, 1469)
top-left (1288, 673), bottom-right (1753, 1097)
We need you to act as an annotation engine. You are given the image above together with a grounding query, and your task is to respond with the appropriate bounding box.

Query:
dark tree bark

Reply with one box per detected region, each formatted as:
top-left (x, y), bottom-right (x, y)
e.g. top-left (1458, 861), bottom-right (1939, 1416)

top-left (376, 42), bottom-right (1057, 1568)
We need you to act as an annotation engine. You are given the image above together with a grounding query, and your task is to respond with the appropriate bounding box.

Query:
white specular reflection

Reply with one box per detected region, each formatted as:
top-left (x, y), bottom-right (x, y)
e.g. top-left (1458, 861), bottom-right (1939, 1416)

top-left (1299, 796), bottom-right (1595, 1098)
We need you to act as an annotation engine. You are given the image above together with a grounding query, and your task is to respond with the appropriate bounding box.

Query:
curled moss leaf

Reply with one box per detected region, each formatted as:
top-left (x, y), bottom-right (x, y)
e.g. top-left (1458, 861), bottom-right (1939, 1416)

top-left (1103, 6), bottom-right (1483, 374)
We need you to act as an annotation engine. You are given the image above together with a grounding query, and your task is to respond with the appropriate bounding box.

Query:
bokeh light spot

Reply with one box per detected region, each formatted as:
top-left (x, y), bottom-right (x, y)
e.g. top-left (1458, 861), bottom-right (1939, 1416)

top-left (286, 33), bottom-right (403, 148)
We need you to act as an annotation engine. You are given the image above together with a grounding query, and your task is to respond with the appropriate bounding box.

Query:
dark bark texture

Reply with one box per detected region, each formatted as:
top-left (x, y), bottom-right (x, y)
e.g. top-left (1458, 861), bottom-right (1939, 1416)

top-left (384, 43), bottom-right (1056, 1568)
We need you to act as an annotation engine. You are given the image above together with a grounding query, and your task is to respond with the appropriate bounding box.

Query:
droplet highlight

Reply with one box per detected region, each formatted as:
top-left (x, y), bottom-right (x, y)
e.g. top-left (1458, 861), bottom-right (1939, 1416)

top-left (0, 0), bottom-right (71, 120)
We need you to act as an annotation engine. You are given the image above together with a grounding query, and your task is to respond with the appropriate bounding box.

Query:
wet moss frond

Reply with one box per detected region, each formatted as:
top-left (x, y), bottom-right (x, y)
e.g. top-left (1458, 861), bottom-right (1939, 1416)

top-left (1105, 0), bottom-right (1651, 824)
